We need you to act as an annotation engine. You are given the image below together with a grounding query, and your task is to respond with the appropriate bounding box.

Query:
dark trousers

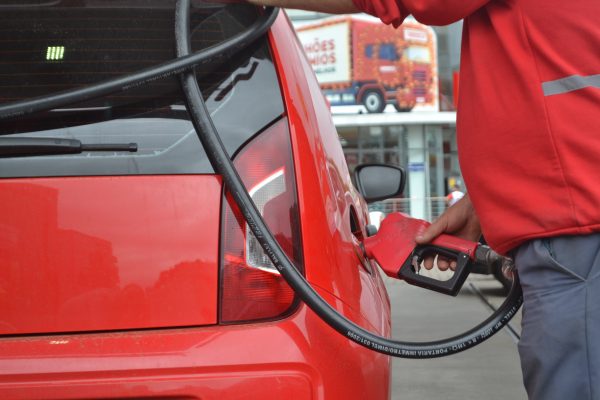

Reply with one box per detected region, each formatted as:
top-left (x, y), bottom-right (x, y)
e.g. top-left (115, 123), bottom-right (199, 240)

top-left (514, 234), bottom-right (600, 400)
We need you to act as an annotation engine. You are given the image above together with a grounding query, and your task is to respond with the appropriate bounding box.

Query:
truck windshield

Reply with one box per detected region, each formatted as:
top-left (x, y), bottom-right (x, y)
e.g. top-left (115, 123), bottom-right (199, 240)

top-left (0, 1), bottom-right (284, 178)
top-left (406, 46), bottom-right (431, 63)
top-left (379, 44), bottom-right (399, 61)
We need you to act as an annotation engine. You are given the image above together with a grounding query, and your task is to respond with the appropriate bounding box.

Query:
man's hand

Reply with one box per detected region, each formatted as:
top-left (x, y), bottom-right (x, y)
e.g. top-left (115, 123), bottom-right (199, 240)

top-left (416, 193), bottom-right (481, 271)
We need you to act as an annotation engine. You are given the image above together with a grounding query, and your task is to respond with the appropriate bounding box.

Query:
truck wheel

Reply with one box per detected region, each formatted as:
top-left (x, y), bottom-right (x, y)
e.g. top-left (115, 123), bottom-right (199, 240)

top-left (394, 104), bottom-right (414, 112)
top-left (362, 90), bottom-right (385, 113)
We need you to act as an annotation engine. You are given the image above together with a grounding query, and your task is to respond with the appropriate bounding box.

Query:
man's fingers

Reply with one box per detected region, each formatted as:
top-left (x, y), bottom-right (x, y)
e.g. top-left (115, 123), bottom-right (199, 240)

top-left (423, 256), bottom-right (435, 270)
top-left (422, 255), bottom-right (458, 272)
top-left (438, 256), bottom-right (459, 271)
top-left (415, 217), bottom-right (448, 245)
top-left (450, 260), bottom-right (457, 271)
top-left (437, 257), bottom-right (450, 271)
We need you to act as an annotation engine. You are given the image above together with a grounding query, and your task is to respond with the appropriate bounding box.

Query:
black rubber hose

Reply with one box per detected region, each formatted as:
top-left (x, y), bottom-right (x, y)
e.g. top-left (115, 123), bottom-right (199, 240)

top-left (0, 6), bottom-right (278, 122)
top-left (175, 0), bottom-right (523, 358)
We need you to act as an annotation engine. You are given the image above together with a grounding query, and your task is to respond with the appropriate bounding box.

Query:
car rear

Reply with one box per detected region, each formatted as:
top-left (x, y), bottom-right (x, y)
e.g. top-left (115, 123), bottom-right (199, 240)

top-left (0, 2), bottom-right (391, 399)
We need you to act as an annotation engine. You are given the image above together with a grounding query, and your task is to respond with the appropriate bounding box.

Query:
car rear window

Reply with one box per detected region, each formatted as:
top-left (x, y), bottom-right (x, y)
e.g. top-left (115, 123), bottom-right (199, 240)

top-left (0, 1), bottom-right (284, 178)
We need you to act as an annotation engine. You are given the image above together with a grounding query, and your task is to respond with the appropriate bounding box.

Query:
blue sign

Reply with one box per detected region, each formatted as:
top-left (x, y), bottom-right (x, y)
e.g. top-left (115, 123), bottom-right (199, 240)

top-left (408, 162), bottom-right (425, 172)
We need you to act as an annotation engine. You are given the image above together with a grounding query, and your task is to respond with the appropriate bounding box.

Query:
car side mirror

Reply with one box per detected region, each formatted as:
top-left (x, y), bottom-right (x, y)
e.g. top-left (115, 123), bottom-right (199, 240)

top-left (354, 164), bottom-right (405, 203)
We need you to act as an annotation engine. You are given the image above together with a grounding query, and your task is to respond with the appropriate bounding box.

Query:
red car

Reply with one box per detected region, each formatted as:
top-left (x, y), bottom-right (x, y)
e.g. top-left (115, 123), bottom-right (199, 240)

top-left (0, 2), bottom-right (393, 399)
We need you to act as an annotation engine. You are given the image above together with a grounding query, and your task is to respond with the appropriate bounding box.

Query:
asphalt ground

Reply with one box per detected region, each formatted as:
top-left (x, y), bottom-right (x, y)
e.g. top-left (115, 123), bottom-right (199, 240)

top-left (384, 273), bottom-right (528, 399)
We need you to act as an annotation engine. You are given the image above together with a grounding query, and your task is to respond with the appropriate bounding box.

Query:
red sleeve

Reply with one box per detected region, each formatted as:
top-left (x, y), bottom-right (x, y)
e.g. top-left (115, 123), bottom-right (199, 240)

top-left (352, 0), bottom-right (490, 26)
top-left (352, 0), bottom-right (408, 27)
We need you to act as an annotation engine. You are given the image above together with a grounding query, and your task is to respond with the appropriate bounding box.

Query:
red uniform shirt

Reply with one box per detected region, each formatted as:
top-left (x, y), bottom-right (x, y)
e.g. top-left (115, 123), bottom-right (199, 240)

top-left (353, 0), bottom-right (600, 254)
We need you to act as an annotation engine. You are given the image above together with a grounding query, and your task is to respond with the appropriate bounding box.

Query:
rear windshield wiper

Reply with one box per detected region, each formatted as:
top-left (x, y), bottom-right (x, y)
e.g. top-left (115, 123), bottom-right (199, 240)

top-left (0, 137), bottom-right (137, 157)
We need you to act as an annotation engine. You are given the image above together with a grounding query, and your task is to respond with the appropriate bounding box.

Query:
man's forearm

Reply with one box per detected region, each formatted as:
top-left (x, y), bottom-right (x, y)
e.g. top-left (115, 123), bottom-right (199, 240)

top-left (245, 0), bottom-right (359, 14)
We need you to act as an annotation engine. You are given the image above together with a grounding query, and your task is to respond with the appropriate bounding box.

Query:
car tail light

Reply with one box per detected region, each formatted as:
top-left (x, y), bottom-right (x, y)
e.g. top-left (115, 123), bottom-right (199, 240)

top-left (219, 118), bottom-right (303, 323)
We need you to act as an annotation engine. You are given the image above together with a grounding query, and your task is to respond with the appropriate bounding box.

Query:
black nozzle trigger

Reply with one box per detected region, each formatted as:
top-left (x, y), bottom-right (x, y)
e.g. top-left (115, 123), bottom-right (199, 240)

top-left (398, 245), bottom-right (472, 296)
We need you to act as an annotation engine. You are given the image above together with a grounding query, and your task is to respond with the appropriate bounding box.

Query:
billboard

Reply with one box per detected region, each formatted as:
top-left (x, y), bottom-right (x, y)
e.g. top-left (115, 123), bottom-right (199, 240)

top-left (300, 22), bottom-right (350, 84)
top-left (296, 16), bottom-right (439, 113)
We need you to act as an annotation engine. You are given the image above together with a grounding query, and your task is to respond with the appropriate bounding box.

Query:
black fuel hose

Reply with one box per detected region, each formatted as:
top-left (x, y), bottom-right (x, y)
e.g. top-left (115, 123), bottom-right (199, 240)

top-left (174, 0), bottom-right (523, 358)
top-left (0, 3), bottom-right (523, 358)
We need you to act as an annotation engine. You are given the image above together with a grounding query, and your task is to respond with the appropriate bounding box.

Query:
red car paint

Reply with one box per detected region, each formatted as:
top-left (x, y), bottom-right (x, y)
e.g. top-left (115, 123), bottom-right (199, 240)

top-left (273, 17), bottom-right (391, 333)
top-left (0, 176), bottom-right (220, 334)
top-left (0, 10), bottom-right (391, 400)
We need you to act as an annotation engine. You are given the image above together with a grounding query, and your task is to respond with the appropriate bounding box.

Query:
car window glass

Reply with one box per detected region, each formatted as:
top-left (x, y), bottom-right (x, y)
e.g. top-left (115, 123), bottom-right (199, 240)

top-left (0, 1), bottom-right (284, 177)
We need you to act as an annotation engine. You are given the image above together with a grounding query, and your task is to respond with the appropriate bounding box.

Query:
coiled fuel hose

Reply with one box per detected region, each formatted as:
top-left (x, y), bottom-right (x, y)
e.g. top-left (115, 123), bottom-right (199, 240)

top-left (0, 3), bottom-right (523, 358)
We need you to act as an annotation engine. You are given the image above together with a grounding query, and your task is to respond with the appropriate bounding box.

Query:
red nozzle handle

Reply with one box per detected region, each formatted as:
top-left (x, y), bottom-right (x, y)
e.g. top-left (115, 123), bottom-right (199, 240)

top-left (364, 213), bottom-right (479, 293)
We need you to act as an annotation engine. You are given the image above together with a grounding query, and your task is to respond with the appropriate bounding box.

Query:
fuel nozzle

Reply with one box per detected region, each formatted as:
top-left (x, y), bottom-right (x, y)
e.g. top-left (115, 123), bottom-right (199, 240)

top-left (364, 212), bottom-right (517, 296)
top-left (474, 245), bottom-right (515, 280)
